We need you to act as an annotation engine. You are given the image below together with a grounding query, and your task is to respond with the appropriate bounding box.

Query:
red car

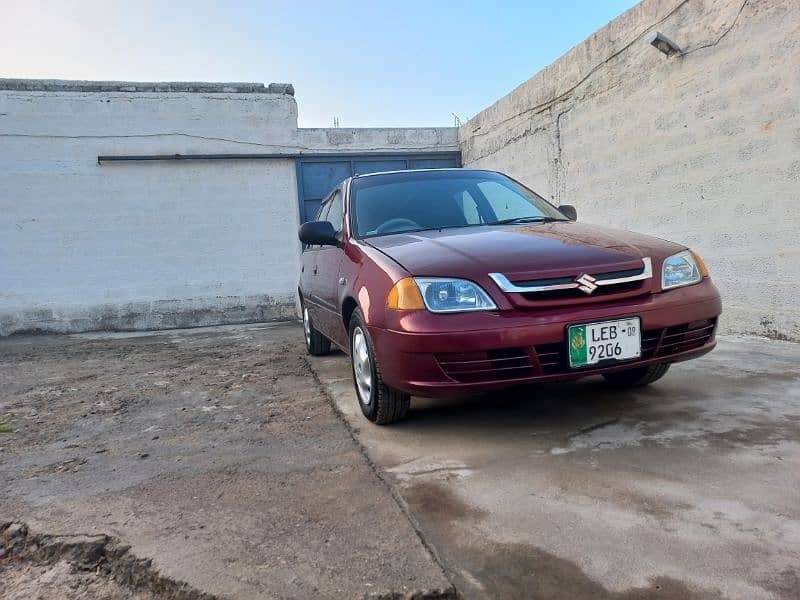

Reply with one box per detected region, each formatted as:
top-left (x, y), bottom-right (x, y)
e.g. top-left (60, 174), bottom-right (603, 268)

top-left (298, 169), bottom-right (721, 424)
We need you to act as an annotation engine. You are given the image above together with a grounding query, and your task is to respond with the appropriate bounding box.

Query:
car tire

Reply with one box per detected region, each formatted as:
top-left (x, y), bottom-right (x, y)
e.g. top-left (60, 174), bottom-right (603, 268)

top-left (349, 308), bottom-right (410, 425)
top-left (602, 363), bottom-right (670, 386)
top-left (301, 301), bottom-right (331, 356)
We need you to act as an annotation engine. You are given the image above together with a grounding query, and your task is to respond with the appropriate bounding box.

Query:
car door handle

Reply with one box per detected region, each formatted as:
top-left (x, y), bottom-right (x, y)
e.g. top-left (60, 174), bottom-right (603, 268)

top-left (339, 277), bottom-right (346, 286)
top-left (313, 266), bottom-right (318, 275)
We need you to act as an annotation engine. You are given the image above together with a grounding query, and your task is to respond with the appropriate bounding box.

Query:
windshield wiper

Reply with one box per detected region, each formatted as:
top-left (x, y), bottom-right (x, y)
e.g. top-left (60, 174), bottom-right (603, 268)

top-left (489, 216), bottom-right (564, 225)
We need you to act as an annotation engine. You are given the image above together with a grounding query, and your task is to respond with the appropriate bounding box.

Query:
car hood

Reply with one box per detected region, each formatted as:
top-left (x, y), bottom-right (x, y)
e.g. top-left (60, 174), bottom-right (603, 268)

top-left (364, 222), bottom-right (684, 279)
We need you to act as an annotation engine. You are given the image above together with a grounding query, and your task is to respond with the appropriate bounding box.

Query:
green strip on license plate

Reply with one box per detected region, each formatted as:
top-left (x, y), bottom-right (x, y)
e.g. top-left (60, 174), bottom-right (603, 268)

top-left (569, 325), bottom-right (589, 366)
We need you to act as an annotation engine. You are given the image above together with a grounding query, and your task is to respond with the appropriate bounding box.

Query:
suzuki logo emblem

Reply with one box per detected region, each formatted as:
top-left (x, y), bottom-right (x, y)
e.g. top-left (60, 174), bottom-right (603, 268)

top-left (575, 273), bottom-right (598, 295)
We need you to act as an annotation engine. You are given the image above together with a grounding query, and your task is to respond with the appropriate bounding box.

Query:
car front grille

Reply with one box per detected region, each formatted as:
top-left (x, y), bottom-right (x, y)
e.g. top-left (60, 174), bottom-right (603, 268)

top-left (656, 319), bottom-right (718, 356)
top-left (491, 259), bottom-right (654, 308)
top-left (520, 280), bottom-right (644, 302)
top-left (435, 347), bottom-right (534, 383)
top-left (435, 318), bottom-right (717, 383)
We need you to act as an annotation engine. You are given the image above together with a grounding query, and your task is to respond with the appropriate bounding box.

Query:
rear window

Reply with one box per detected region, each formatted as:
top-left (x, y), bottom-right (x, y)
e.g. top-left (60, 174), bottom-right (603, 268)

top-left (350, 170), bottom-right (565, 238)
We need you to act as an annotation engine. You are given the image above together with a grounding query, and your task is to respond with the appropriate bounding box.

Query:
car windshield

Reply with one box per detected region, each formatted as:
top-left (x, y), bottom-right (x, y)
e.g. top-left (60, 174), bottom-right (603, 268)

top-left (350, 170), bottom-right (568, 238)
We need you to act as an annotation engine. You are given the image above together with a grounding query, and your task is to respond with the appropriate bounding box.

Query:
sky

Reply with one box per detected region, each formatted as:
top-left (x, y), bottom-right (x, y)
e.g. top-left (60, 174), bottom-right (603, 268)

top-left (0, 0), bottom-right (639, 128)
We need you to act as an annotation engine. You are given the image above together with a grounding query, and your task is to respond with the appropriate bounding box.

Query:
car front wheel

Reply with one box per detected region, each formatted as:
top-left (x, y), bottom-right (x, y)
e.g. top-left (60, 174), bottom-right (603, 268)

top-left (602, 363), bottom-right (670, 386)
top-left (349, 308), bottom-right (410, 425)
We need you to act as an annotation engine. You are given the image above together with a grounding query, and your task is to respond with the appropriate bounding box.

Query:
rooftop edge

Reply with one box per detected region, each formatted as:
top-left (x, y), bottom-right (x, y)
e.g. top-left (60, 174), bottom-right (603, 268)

top-left (0, 79), bottom-right (294, 95)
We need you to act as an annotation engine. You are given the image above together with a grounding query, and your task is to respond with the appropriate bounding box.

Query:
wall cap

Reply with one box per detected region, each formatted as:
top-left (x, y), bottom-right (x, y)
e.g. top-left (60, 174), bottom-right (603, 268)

top-left (0, 79), bottom-right (295, 95)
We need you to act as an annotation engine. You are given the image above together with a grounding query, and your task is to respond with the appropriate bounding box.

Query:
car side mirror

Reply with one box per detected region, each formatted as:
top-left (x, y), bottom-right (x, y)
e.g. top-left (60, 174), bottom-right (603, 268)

top-left (558, 204), bottom-right (577, 221)
top-left (299, 221), bottom-right (339, 246)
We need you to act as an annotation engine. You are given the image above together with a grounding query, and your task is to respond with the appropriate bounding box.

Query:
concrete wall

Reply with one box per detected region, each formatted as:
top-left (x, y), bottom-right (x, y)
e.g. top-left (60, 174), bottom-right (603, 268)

top-left (0, 80), bottom-right (458, 335)
top-left (298, 127), bottom-right (458, 153)
top-left (460, 0), bottom-right (800, 340)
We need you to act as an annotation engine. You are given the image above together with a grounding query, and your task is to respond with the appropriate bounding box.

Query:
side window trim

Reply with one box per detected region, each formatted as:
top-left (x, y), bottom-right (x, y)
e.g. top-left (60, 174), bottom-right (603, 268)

top-left (326, 189), bottom-right (344, 232)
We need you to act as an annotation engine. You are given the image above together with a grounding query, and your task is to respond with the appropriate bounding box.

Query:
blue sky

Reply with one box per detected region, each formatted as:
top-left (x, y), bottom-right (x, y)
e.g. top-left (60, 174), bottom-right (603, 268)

top-left (1, 0), bottom-right (638, 127)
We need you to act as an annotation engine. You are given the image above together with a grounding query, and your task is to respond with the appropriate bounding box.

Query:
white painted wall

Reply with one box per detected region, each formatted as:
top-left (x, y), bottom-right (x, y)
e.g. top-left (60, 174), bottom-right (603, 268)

top-left (460, 0), bottom-right (800, 340)
top-left (0, 87), bottom-right (302, 334)
top-left (0, 82), bottom-right (459, 335)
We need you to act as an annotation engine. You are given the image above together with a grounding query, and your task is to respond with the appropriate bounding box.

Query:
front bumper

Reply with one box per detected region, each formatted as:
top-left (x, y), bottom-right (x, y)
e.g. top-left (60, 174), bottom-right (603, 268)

top-left (370, 279), bottom-right (722, 397)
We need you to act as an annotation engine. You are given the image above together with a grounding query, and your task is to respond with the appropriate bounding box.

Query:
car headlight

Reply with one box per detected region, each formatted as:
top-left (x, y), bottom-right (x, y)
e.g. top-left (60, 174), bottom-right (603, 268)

top-left (399, 278), bottom-right (497, 313)
top-left (662, 250), bottom-right (708, 290)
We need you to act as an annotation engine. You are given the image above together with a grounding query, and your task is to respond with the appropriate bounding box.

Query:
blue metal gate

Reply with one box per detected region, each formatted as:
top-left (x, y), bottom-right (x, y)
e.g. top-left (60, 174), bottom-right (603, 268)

top-left (297, 153), bottom-right (460, 222)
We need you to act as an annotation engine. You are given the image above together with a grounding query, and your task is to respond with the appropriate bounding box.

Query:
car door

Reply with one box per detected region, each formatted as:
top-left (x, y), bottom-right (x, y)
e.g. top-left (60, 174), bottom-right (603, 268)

top-left (300, 193), bottom-right (332, 324)
top-left (313, 188), bottom-right (345, 340)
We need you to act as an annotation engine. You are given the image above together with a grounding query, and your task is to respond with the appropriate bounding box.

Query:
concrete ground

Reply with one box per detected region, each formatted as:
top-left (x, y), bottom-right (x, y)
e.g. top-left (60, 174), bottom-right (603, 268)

top-left (309, 336), bottom-right (800, 600)
top-left (0, 323), bottom-right (453, 599)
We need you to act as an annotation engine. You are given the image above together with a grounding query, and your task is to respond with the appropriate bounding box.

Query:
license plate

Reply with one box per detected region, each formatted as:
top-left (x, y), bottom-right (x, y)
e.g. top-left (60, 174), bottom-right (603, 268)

top-left (568, 317), bottom-right (641, 368)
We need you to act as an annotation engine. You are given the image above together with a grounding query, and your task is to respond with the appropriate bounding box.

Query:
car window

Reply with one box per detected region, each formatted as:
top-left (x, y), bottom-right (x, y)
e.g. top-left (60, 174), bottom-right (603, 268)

top-left (350, 170), bottom-right (566, 238)
top-left (326, 190), bottom-right (344, 231)
top-left (316, 197), bottom-right (332, 223)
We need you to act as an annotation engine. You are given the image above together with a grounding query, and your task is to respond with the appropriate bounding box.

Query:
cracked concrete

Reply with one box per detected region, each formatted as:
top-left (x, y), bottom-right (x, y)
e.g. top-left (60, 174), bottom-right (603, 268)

top-left (309, 336), bottom-right (800, 599)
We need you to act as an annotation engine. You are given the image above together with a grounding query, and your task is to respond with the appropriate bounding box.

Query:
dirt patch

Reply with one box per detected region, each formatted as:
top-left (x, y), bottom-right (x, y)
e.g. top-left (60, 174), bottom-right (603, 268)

top-left (0, 522), bottom-right (215, 599)
top-left (2, 560), bottom-right (146, 600)
top-left (0, 323), bottom-right (454, 599)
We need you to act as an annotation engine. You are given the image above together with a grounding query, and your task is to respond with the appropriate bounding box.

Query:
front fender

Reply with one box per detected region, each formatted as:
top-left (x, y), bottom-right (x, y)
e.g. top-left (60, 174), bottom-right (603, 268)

top-left (341, 240), bottom-right (409, 330)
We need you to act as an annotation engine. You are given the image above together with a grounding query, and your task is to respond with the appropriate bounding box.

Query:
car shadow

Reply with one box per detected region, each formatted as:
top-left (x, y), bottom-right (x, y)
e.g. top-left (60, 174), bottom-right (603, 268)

top-left (319, 345), bottom-right (696, 439)
top-left (397, 377), bottom-right (676, 437)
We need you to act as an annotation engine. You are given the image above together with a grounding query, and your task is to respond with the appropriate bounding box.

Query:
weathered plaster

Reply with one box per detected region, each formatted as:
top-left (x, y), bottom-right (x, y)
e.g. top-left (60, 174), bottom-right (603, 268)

top-left (460, 0), bottom-right (800, 340)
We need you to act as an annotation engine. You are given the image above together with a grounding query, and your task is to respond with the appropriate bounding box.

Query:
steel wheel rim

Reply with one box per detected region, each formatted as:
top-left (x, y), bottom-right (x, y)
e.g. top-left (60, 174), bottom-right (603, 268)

top-left (302, 307), bottom-right (311, 347)
top-left (352, 327), bottom-right (372, 406)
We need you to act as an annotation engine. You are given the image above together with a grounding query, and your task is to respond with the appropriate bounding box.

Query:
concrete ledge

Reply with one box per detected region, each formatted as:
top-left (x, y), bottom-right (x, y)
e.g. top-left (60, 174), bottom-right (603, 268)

top-left (0, 79), bottom-right (295, 95)
top-left (0, 295), bottom-right (298, 336)
top-left (298, 127), bottom-right (460, 152)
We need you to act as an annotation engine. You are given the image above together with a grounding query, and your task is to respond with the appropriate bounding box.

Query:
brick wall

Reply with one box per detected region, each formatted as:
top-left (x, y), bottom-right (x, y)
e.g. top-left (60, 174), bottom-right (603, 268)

top-left (461, 0), bottom-right (800, 340)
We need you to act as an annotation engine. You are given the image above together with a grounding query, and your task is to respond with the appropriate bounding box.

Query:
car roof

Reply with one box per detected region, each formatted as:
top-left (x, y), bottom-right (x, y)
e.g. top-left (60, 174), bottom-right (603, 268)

top-left (351, 168), bottom-right (497, 179)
